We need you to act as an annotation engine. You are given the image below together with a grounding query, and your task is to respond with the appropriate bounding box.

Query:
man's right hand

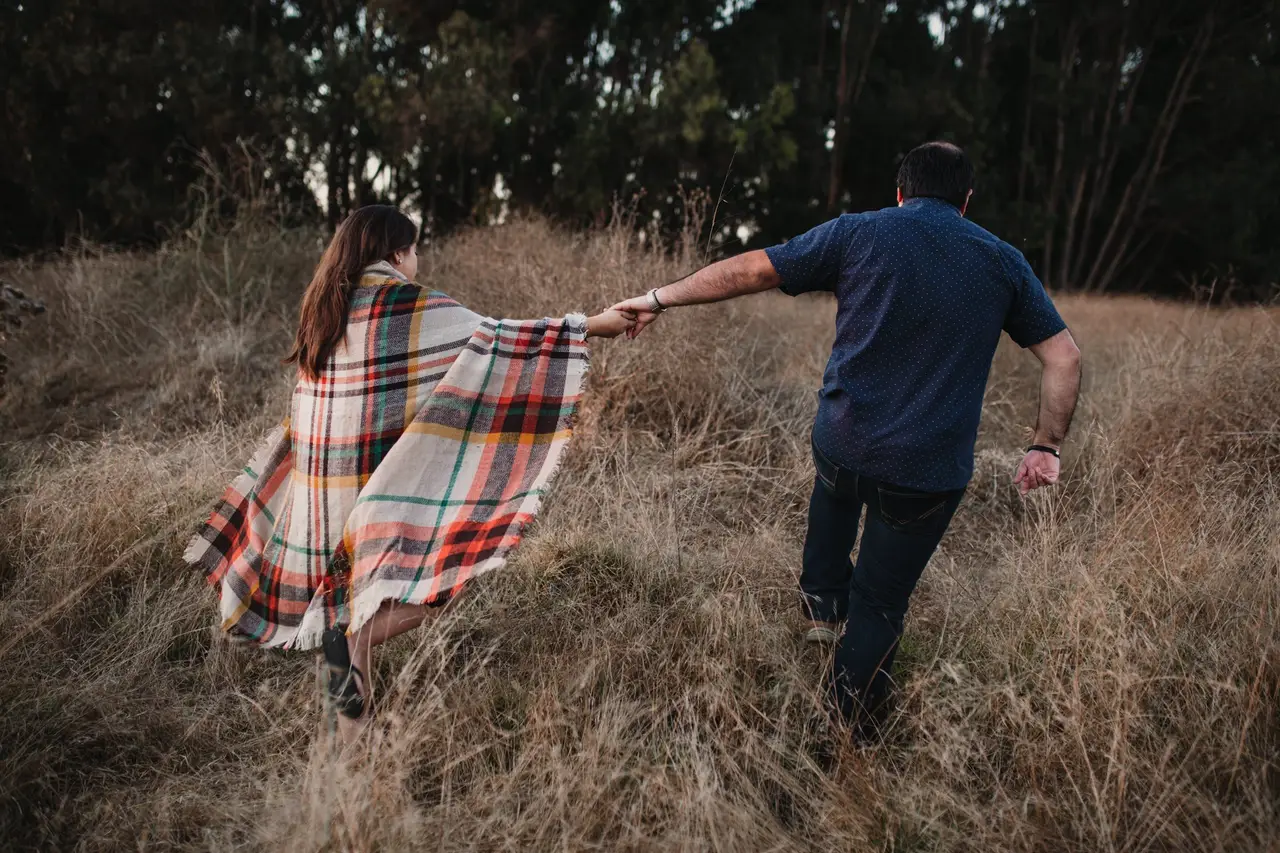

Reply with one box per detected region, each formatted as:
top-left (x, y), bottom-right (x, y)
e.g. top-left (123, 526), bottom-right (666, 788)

top-left (1021, 329), bottom-right (1080, 496)
top-left (586, 308), bottom-right (638, 339)
top-left (1014, 449), bottom-right (1060, 496)
top-left (609, 295), bottom-right (662, 339)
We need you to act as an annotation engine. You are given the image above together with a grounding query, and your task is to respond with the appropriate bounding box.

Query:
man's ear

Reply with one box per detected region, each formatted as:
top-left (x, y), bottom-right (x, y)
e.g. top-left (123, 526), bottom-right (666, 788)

top-left (960, 189), bottom-right (973, 217)
top-left (896, 187), bottom-right (904, 206)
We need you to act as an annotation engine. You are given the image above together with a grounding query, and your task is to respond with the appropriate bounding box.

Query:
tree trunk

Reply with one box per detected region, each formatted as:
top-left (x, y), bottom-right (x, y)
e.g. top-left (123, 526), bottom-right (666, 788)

top-left (826, 0), bottom-right (855, 214)
top-left (1056, 70), bottom-right (1105, 288)
top-left (977, 7), bottom-right (994, 81)
top-left (326, 125), bottom-right (347, 230)
top-left (1041, 19), bottom-right (1080, 285)
top-left (1015, 13), bottom-right (1038, 237)
top-left (352, 143), bottom-right (367, 206)
top-left (827, 0), bottom-right (883, 213)
top-left (960, 0), bottom-right (976, 69)
top-left (817, 0), bottom-right (832, 77)
top-left (425, 149), bottom-right (439, 236)
top-left (850, 10), bottom-right (880, 106)
top-left (1068, 20), bottom-right (1134, 287)
top-left (1084, 13), bottom-right (1213, 292)
top-left (1057, 165), bottom-right (1088, 287)
top-left (322, 1), bottom-right (343, 230)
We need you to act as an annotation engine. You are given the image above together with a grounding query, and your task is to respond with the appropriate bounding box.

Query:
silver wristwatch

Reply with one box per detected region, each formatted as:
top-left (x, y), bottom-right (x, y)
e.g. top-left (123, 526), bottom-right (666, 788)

top-left (645, 288), bottom-right (667, 313)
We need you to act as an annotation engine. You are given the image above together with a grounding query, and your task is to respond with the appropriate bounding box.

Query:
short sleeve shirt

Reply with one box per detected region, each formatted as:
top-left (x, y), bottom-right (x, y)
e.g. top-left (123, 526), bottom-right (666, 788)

top-left (765, 197), bottom-right (1066, 491)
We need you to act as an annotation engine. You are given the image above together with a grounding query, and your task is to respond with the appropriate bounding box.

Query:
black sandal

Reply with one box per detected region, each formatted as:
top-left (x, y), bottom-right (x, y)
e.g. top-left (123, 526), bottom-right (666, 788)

top-left (321, 627), bottom-right (368, 720)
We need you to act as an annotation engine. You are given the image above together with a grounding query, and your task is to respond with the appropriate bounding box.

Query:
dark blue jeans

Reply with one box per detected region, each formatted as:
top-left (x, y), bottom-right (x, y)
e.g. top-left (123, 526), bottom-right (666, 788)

top-left (801, 442), bottom-right (965, 724)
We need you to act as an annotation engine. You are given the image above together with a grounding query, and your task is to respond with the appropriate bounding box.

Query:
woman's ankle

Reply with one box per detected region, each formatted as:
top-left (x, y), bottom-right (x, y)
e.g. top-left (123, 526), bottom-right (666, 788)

top-left (346, 638), bottom-right (371, 690)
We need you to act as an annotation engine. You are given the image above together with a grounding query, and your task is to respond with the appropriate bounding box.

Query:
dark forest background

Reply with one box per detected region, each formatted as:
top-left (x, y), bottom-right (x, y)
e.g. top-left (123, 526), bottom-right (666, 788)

top-left (3, 0), bottom-right (1278, 298)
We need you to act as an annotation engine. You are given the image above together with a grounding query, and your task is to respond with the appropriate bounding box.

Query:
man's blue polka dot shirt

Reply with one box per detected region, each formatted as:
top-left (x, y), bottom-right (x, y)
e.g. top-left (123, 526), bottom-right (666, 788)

top-left (765, 197), bottom-right (1067, 492)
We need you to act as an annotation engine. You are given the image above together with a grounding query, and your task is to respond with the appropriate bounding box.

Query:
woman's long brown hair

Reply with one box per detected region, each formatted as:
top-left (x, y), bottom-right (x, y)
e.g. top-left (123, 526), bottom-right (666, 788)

top-left (286, 205), bottom-right (419, 379)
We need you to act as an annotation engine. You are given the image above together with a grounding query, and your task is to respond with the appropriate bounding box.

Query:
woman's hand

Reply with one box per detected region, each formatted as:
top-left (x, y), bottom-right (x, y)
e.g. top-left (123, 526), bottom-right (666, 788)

top-left (586, 308), bottom-right (638, 339)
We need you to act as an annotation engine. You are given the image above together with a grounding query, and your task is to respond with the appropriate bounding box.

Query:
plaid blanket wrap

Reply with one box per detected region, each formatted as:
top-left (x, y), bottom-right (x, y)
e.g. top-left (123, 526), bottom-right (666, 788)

top-left (184, 263), bottom-right (589, 650)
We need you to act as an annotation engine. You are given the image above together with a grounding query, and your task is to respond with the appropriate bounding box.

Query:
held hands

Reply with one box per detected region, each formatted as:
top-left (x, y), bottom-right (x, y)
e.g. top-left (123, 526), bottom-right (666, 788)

top-left (588, 289), bottom-right (664, 341)
top-left (1013, 448), bottom-right (1060, 496)
top-left (586, 308), bottom-right (638, 339)
top-left (608, 295), bottom-right (663, 340)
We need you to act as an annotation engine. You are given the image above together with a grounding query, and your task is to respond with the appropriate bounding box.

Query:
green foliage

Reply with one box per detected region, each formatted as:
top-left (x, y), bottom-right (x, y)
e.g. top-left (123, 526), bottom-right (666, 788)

top-left (649, 41), bottom-right (729, 149)
top-left (733, 85), bottom-right (800, 180)
top-left (3, 0), bottom-right (1278, 297)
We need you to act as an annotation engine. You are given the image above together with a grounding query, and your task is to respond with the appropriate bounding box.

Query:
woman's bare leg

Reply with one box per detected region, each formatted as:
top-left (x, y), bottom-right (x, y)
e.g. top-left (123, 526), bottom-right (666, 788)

top-left (335, 601), bottom-right (436, 741)
top-left (348, 601), bottom-right (434, 676)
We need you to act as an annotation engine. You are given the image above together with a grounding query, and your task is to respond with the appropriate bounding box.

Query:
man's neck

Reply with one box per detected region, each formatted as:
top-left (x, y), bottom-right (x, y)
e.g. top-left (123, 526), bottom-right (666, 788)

top-left (902, 196), bottom-right (961, 213)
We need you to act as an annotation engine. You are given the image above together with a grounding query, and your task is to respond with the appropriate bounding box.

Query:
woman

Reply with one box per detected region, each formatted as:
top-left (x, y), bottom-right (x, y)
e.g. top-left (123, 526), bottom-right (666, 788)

top-left (185, 205), bottom-right (634, 738)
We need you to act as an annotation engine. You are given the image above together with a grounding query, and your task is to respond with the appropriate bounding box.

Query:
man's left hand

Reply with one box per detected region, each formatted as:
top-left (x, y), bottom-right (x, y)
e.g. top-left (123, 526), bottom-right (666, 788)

top-left (1014, 449), bottom-right (1060, 496)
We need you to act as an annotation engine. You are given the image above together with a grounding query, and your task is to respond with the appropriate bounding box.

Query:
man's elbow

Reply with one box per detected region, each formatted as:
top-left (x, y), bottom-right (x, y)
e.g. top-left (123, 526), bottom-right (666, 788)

top-left (1050, 341), bottom-right (1082, 386)
top-left (744, 250), bottom-right (782, 293)
top-left (1038, 329), bottom-right (1081, 371)
top-left (1058, 338), bottom-right (1082, 369)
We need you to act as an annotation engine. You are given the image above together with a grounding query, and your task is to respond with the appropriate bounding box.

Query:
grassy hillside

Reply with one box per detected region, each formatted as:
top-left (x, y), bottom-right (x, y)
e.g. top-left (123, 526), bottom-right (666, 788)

top-left (1, 215), bottom-right (1276, 851)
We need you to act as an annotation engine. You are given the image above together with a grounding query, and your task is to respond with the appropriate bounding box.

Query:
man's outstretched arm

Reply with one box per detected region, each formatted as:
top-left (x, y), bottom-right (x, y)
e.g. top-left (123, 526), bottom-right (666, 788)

top-left (611, 250), bottom-right (781, 337)
top-left (1015, 328), bottom-right (1082, 495)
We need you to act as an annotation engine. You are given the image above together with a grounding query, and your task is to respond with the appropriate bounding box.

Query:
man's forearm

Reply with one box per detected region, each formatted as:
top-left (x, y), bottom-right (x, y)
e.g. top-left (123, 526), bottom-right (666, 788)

top-left (1033, 358), bottom-right (1081, 447)
top-left (655, 250), bottom-right (780, 308)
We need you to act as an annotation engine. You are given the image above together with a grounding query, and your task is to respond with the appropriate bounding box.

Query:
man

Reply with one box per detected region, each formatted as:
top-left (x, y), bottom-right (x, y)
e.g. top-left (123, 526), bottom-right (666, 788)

top-left (612, 141), bottom-right (1081, 729)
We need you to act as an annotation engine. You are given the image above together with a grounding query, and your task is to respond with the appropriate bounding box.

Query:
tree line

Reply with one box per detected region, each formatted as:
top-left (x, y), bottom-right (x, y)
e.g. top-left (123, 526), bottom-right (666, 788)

top-left (3, 0), bottom-right (1277, 298)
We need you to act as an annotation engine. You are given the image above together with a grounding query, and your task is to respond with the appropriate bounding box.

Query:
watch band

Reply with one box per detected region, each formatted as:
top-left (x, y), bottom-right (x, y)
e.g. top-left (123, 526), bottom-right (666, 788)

top-left (1027, 444), bottom-right (1061, 458)
top-left (646, 288), bottom-right (667, 312)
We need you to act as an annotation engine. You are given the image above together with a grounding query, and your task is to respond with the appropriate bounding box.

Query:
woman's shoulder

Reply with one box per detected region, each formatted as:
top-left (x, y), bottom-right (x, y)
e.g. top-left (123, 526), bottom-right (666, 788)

top-left (350, 281), bottom-right (477, 320)
top-left (376, 282), bottom-right (463, 307)
top-left (352, 279), bottom-right (424, 303)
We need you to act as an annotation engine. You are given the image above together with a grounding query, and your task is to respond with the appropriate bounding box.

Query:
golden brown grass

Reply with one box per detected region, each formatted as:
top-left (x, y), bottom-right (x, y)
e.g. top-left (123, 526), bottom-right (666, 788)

top-left (0, 215), bottom-right (1276, 851)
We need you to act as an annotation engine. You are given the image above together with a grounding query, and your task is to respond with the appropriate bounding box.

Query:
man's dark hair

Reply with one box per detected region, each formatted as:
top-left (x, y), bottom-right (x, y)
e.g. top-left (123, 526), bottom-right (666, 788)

top-left (896, 141), bottom-right (975, 209)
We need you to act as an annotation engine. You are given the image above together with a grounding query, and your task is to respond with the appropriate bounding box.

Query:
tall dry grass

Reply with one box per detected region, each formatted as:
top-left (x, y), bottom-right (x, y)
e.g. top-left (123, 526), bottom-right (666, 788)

top-left (0, 213), bottom-right (1276, 852)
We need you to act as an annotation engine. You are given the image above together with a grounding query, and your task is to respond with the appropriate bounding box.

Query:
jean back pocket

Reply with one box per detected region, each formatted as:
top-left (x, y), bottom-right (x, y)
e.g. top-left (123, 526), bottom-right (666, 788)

top-left (875, 485), bottom-right (953, 535)
top-left (811, 443), bottom-right (841, 494)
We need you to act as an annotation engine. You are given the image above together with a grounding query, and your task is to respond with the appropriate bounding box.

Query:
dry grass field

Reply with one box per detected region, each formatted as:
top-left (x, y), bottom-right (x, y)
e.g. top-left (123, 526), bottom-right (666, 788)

top-left (0, 213), bottom-right (1276, 851)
